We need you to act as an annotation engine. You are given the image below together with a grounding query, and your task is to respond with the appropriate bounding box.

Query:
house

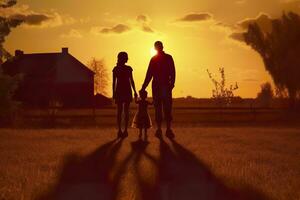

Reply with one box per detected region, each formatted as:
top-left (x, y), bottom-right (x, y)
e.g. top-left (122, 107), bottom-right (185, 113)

top-left (94, 93), bottom-right (112, 108)
top-left (1, 48), bottom-right (95, 108)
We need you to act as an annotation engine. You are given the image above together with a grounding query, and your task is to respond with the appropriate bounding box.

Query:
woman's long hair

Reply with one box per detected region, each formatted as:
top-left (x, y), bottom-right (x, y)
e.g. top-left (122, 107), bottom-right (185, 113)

top-left (117, 52), bottom-right (128, 66)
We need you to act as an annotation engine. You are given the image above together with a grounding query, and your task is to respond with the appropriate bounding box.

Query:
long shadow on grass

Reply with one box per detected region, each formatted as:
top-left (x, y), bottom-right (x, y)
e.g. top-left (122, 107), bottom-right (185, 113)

top-left (36, 138), bottom-right (124, 200)
top-left (36, 136), bottom-right (269, 200)
top-left (132, 137), bottom-right (269, 200)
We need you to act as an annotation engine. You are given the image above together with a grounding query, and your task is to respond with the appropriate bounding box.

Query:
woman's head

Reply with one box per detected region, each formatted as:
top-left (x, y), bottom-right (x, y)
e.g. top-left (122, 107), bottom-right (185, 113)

top-left (117, 52), bottom-right (128, 66)
top-left (139, 90), bottom-right (148, 99)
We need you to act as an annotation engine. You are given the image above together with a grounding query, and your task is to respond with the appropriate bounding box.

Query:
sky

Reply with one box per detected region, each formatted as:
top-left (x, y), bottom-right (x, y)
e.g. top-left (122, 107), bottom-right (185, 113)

top-left (2, 0), bottom-right (300, 98)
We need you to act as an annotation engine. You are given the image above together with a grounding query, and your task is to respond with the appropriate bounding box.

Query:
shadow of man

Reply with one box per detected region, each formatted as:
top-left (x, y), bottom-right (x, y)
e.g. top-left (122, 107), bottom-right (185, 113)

top-left (36, 139), bottom-right (125, 200)
top-left (133, 137), bottom-right (269, 200)
top-left (168, 139), bottom-right (269, 200)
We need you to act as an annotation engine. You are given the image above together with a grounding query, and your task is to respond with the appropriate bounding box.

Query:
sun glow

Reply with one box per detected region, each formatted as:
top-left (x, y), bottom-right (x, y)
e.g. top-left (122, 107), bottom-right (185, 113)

top-left (150, 48), bottom-right (157, 57)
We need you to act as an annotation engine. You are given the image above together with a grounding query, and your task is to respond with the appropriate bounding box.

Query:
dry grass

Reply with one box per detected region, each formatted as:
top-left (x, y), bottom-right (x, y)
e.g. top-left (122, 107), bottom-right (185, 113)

top-left (0, 127), bottom-right (299, 200)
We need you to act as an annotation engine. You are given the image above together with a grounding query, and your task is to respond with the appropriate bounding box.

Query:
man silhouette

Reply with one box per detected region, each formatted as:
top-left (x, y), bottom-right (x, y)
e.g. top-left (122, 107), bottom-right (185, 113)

top-left (141, 41), bottom-right (176, 138)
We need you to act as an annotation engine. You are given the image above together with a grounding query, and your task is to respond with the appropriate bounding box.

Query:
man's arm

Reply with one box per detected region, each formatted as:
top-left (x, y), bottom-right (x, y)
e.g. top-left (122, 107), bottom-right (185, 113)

top-left (169, 55), bottom-right (176, 89)
top-left (112, 71), bottom-right (116, 99)
top-left (142, 59), bottom-right (153, 90)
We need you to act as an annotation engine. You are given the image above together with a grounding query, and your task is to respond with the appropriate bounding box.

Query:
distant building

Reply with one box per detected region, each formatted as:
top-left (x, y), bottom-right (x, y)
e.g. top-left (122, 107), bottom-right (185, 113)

top-left (1, 48), bottom-right (95, 108)
top-left (94, 93), bottom-right (112, 108)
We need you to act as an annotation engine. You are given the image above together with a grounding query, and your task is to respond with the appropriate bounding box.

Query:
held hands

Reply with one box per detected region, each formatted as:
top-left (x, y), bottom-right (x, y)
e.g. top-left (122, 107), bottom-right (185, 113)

top-left (134, 92), bottom-right (138, 100)
top-left (138, 89), bottom-right (144, 100)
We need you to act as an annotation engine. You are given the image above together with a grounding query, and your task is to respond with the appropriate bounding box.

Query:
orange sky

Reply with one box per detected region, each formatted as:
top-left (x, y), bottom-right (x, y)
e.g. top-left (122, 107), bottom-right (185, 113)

top-left (3, 0), bottom-right (300, 97)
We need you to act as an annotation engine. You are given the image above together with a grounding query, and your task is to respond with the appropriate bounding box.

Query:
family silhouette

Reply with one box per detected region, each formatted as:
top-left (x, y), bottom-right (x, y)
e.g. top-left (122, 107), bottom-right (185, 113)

top-left (113, 41), bottom-right (176, 139)
top-left (35, 42), bottom-right (268, 200)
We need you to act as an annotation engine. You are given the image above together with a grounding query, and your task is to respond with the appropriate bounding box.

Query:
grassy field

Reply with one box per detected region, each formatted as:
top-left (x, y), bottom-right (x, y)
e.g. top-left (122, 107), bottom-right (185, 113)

top-left (0, 126), bottom-right (299, 200)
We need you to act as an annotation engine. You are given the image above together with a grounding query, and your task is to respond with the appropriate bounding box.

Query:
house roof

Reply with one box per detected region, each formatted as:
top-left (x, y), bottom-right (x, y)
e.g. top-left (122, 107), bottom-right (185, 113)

top-left (2, 49), bottom-right (94, 78)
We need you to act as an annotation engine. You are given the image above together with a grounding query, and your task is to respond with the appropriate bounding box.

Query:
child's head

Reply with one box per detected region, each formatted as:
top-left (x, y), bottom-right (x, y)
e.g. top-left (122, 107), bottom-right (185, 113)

top-left (117, 52), bottom-right (128, 66)
top-left (139, 90), bottom-right (148, 99)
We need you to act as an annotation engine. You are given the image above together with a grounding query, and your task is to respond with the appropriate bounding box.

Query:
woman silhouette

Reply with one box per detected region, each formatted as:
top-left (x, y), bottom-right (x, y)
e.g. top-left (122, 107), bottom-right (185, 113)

top-left (113, 52), bottom-right (138, 138)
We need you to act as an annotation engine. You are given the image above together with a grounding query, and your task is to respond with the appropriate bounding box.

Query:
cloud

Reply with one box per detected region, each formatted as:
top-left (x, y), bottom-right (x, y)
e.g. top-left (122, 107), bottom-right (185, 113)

top-left (0, 4), bottom-right (75, 27)
top-left (90, 15), bottom-right (154, 35)
top-left (91, 24), bottom-right (131, 34)
top-left (101, 24), bottom-right (130, 34)
top-left (229, 32), bottom-right (245, 42)
top-left (136, 14), bottom-right (148, 23)
top-left (142, 25), bottom-right (154, 33)
top-left (136, 14), bottom-right (155, 33)
top-left (60, 29), bottom-right (82, 38)
top-left (177, 13), bottom-right (212, 22)
top-left (226, 13), bottom-right (273, 43)
top-left (237, 13), bottom-right (272, 33)
top-left (8, 13), bottom-right (51, 25)
top-left (0, 0), bottom-right (16, 8)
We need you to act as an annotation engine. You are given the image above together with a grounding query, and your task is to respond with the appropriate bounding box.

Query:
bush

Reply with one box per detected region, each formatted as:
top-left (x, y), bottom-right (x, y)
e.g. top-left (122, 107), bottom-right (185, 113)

top-left (207, 67), bottom-right (239, 107)
top-left (256, 82), bottom-right (273, 107)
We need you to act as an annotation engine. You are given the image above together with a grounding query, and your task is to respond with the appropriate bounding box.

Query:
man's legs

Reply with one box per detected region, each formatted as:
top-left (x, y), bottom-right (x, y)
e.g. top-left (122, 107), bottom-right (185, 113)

top-left (155, 100), bottom-right (163, 130)
top-left (163, 99), bottom-right (172, 129)
top-left (163, 91), bottom-right (174, 138)
top-left (152, 88), bottom-right (163, 131)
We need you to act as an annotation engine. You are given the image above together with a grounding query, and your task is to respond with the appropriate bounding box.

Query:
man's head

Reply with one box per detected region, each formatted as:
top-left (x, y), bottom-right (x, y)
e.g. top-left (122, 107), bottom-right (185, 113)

top-left (154, 41), bottom-right (164, 52)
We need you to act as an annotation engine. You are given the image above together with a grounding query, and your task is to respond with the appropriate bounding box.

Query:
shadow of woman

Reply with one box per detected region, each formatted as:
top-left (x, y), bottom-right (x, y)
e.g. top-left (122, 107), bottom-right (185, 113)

top-left (133, 137), bottom-right (270, 200)
top-left (36, 138), bottom-right (125, 200)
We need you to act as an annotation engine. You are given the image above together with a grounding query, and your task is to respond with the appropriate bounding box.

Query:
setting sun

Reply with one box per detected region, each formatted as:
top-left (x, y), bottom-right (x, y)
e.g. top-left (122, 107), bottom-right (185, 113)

top-left (150, 48), bottom-right (157, 57)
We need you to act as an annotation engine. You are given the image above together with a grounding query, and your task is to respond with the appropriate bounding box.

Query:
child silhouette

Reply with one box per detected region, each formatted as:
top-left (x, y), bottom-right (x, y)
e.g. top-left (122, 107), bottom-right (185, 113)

top-left (132, 90), bottom-right (152, 140)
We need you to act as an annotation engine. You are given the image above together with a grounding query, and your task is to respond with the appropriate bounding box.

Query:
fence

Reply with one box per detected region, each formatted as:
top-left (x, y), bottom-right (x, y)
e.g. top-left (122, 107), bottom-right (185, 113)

top-left (5, 106), bottom-right (295, 128)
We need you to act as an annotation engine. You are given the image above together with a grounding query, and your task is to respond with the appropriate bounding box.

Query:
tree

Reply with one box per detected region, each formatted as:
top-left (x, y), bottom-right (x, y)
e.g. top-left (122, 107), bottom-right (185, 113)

top-left (0, 0), bottom-right (23, 64)
top-left (256, 82), bottom-right (273, 107)
top-left (244, 12), bottom-right (300, 107)
top-left (0, 0), bottom-right (22, 122)
top-left (87, 57), bottom-right (109, 95)
top-left (207, 67), bottom-right (239, 107)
